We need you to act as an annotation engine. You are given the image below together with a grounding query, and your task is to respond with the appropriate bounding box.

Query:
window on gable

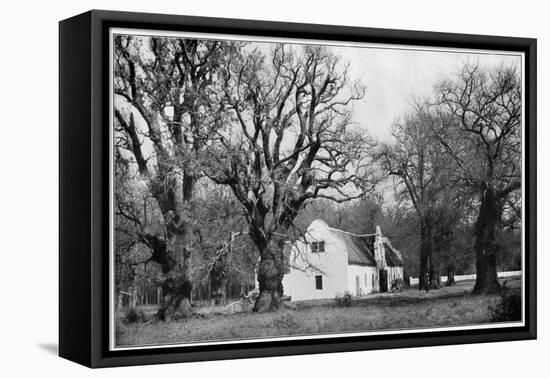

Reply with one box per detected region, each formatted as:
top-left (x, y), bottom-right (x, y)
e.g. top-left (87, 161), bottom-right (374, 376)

top-left (311, 241), bottom-right (325, 253)
top-left (315, 275), bottom-right (323, 290)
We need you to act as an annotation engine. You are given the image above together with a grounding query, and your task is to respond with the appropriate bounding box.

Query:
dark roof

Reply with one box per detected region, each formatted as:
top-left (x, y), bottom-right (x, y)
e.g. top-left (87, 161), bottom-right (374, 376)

top-left (384, 242), bottom-right (403, 267)
top-left (329, 229), bottom-right (377, 266)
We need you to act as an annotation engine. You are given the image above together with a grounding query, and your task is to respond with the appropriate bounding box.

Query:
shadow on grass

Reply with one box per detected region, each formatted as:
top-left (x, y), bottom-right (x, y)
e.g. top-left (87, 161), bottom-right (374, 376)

top-left (297, 284), bottom-right (521, 310)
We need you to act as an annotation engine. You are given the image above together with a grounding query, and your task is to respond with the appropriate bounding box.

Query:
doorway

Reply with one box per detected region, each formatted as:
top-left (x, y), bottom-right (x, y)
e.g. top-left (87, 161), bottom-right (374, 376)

top-left (379, 270), bottom-right (388, 292)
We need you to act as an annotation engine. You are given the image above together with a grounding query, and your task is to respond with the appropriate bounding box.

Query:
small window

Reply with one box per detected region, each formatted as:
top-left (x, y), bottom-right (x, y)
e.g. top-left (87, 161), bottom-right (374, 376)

top-left (311, 241), bottom-right (325, 253)
top-left (364, 274), bottom-right (368, 286)
top-left (315, 275), bottom-right (323, 290)
top-left (372, 274), bottom-right (376, 288)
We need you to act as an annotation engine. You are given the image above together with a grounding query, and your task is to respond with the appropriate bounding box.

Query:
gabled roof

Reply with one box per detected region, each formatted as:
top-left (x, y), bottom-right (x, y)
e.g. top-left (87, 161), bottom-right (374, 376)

top-left (329, 228), bottom-right (377, 266)
top-left (383, 242), bottom-right (403, 267)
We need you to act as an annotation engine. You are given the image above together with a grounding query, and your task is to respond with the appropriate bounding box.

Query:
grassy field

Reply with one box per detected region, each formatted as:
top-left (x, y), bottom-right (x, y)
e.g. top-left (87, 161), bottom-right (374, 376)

top-left (116, 279), bottom-right (521, 347)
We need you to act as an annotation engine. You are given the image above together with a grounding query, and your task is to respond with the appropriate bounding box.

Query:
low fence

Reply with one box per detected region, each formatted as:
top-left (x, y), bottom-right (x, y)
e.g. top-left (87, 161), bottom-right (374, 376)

top-left (409, 270), bottom-right (522, 286)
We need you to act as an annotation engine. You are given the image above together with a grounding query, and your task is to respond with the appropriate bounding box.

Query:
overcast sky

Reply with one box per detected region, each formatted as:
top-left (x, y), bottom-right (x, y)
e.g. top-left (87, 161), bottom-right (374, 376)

top-left (231, 33), bottom-right (523, 141)
top-left (325, 44), bottom-right (522, 141)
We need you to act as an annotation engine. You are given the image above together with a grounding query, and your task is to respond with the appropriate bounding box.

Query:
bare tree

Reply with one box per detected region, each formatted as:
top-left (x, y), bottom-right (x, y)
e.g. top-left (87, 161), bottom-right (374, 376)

top-left (113, 35), bottom-right (238, 319)
top-left (201, 44), bottom-right (378, 312)
top-left (191, 186), bottom-right (255, 304)
top-left (435, 64), bottom-right (522, 294)
top-left (379, 102), bottom-right (454, 290)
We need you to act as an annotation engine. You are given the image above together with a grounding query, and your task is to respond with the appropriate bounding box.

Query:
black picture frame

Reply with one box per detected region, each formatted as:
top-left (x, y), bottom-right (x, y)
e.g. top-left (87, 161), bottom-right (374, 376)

top-left (59, 9), bottom-right (537, 368)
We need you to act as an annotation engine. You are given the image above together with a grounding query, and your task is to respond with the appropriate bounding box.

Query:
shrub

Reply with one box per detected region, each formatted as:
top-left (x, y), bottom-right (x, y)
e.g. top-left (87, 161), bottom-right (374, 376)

top-left (489, 292), bottom-right (521, 322)
top-left (391, 278), bottom-right (405, 292)
top-left (335, 292), bottom-right (353, 307)
top-left (124, 307), bottom-right (146, 323)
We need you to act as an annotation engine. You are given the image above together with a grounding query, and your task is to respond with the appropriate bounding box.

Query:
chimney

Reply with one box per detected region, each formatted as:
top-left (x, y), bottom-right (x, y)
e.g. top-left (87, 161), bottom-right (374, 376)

top-left (374, 225), bottom-right (386, 269)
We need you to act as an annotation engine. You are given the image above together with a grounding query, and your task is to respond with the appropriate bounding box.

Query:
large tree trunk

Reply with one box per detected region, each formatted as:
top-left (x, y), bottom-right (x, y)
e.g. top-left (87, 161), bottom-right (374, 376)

top-left (251, 227), bottom-right (285, 313)
top-left (254, 252), bottom-right (284, 312)
top-left (418, 215), bottom-right (441, 290)
top-left (145, 217), bottom-right (194, 321)
top-left (472, 186), bottom-right (501, 295)
top-left (418, 217), bottom-right (433, 290)
top-left (428, 261), bottom-right (441, 289)
top-left (156, 275), bottom-right (193, 321)
top-left (146, 165), bottom-right (197, 321)
top-left (446, 264), bottom-right (456, 286)
top-left (210, 265), bottom-right (228, 305)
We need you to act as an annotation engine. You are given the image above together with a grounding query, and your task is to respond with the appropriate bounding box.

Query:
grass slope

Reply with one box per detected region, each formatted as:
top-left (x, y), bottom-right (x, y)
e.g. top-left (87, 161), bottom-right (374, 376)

top-left (116, 280), bottom-right (520, 347)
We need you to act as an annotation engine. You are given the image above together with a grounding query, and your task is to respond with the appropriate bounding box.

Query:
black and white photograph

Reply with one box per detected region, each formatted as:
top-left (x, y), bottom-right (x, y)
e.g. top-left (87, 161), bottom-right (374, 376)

top-left (110, 28), bottom-right (526, 350)
top-left (1, 0), bottom-right (547, 374)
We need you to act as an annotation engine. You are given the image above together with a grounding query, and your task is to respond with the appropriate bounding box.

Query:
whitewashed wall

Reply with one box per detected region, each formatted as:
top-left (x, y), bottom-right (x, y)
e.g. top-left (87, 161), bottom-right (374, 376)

top-left (387, 266), bottom-right (403, 287)
top-left (283, 220), bottom-right (349, 301)
top-left (346, 265), bottom-right (378, 295)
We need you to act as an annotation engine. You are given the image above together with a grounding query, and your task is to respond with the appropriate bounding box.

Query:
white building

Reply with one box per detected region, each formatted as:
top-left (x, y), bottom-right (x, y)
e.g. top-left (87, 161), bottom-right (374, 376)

top-left (282, 219), bottom-right (404, 301)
